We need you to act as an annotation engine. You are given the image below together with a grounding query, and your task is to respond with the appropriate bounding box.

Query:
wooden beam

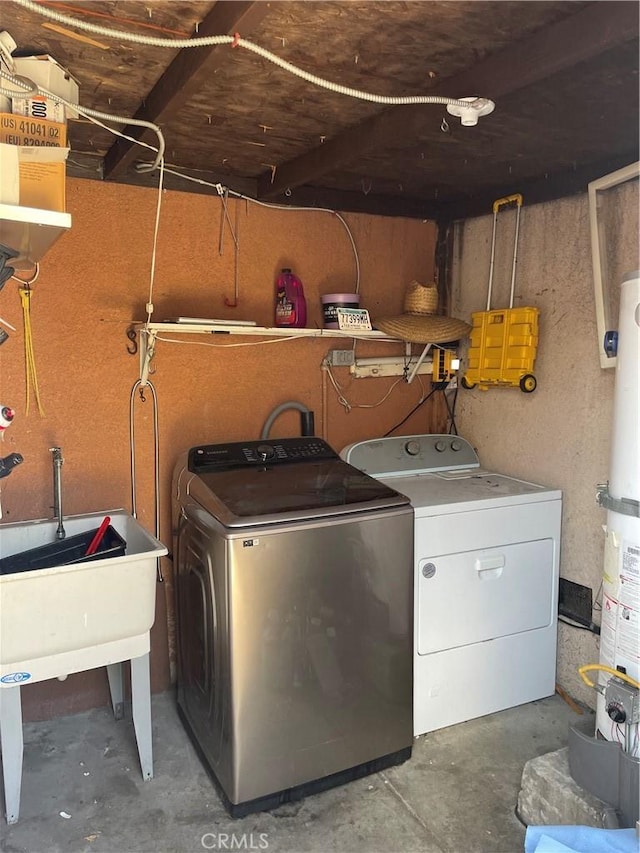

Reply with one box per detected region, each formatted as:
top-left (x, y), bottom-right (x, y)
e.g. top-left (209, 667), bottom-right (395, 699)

top-left (435, 220), bottom-right (456, 318)
top-left (103, 1), bottom-right (275, 179)
top-left (271, 185), bottom-right (440, 220)
top-left (71, 149), bottom-right (638, 221)
top-left (69, 151), bottom-right (436, 218)
top-left (434, 151), bottom-right (640, 222)
top-left (257, 1), bottom-right (639, 200)
top-left (256, 109), bottom-right (428, 201)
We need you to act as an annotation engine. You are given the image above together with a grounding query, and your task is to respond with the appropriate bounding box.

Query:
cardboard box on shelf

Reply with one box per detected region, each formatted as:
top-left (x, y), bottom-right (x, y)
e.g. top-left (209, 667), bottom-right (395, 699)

top-left (0, 142), bottom-right (69, 211)
top-left (0, 32), bottom-right (16, 113)
top-left (11, 96), bottom-right (67, 124)
top-left (0, 112), bottom-right (67, 147)
top-left (11, 54), bottom-right (80, 118)
top-left (0, 145), bottom-right (19, 205)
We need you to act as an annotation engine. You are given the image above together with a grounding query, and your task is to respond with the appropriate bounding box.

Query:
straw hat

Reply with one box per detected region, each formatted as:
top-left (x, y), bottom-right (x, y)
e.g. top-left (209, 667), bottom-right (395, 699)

top-left (374, 281), bottom-right (471, 344)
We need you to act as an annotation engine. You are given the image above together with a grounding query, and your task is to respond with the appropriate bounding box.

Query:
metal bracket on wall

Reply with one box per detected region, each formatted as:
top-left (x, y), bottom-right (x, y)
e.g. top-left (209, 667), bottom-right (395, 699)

top-left (588, 161), bottom-right (640, 370)
top-left (407, 343), bottom-right (432, 383)
top-left (138, 328), bottom-right (157, 387)
top-left (596, 483), bottom-right (640, 518)
top-left (126, 327), bottom-right (137, 355)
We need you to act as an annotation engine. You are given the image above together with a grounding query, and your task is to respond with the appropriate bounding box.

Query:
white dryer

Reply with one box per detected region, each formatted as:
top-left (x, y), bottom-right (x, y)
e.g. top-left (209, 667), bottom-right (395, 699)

top-left (342, 434), bottom-right (562, 736)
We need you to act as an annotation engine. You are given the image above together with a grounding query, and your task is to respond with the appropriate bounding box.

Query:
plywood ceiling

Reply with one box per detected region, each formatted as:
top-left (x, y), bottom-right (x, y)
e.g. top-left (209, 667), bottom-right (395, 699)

top-left (3, 0), bottom-right (639, 220)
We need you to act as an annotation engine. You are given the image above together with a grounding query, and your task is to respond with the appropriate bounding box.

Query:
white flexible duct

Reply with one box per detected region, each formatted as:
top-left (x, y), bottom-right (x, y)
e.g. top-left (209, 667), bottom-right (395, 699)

top-left (9, 0), bottom-right (494, 117)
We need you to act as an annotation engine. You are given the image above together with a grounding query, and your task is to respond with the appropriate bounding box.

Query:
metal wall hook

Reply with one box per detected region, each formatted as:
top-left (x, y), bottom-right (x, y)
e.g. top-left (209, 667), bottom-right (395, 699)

top-left (126, 327), bottom-right (138, 355)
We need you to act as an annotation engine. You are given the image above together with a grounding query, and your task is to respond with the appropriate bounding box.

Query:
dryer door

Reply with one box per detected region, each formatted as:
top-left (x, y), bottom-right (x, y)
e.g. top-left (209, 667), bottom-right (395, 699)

top-left (417, 540), bottom-right (554, 654)
top-left (415, 504), bottom-right (558, 656)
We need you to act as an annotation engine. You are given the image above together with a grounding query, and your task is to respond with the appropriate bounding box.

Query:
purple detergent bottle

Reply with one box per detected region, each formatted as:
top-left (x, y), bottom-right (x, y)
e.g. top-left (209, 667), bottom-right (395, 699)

top-left (274, 268), bottom-right (307, 328)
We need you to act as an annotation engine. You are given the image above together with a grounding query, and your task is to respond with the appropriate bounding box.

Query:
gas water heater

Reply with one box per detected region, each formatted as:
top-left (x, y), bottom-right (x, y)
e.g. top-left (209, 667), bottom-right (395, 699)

top-left (568, 270), bottom-right (640, 828)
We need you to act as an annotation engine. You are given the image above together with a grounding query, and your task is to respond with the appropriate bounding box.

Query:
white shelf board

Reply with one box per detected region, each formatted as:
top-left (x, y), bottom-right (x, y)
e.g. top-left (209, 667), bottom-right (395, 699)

top-left (0, 203), bottom-right (72, 270)
top-left (137, 321), bottom-right (399, 341)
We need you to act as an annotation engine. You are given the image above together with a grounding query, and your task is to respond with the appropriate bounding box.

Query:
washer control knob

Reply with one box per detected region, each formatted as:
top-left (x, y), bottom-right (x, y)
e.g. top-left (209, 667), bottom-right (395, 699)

top-left (435, 440), bottom-right (447, 453)
top-left (256, 444), bottom-right (275, 461)
top-left (405, 440), bottom-right (421, 456)
top-left (451, 439), bottom-right (463, 451)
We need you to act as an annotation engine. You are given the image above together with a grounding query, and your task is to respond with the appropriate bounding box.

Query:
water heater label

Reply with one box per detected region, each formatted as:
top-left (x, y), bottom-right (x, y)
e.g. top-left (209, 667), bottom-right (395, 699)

top-left (1, 671), bottom-right (32, 684)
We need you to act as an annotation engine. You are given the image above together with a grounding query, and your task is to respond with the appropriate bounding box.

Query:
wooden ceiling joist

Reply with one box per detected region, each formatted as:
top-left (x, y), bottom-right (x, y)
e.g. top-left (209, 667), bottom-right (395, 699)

top-left (102, 1), bottom-right (275, 179)
top-left (257, 0), bottom-right (639, 201)
top-left (436, 149), bottom-right (640, 223)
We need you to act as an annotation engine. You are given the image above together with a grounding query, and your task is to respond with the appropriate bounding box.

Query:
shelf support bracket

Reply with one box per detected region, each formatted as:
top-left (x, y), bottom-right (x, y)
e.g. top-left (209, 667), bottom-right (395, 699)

top-left (139, 328), bottom-right (157, 387)
top-left (407, 343), bottom-right (432, 384)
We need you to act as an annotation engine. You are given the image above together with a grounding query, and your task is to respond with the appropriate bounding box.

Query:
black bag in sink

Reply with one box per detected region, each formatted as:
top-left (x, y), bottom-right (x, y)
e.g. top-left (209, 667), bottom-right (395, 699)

top-left (0, 525), bottom-right (126, 575)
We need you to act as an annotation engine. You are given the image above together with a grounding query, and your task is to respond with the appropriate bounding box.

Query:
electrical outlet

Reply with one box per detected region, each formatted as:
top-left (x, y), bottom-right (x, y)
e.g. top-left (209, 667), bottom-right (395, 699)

top-left (328, 349), bottom-right (355, 366)
top-left (350, 356), bottom-right (433, 378)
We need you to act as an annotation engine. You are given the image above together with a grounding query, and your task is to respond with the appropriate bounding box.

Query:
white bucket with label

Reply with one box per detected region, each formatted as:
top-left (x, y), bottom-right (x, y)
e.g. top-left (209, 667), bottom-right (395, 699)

top-left (321, 293), bottom-right (360, 329)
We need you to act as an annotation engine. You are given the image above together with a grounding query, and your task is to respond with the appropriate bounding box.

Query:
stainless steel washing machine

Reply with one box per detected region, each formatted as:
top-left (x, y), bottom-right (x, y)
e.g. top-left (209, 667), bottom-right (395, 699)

top-left (172, 437), bottom-right (414, 816)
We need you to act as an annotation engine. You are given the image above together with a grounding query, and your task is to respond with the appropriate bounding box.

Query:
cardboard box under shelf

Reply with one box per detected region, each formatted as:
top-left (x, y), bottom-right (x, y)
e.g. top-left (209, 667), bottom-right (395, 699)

top-left (0, 142), bottom-right (68, 211)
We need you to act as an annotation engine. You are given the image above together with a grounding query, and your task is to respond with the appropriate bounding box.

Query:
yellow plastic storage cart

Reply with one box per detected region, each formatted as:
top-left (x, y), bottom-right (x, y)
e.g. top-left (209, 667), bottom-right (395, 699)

top-left (461, 194), bottom-right (539, 393)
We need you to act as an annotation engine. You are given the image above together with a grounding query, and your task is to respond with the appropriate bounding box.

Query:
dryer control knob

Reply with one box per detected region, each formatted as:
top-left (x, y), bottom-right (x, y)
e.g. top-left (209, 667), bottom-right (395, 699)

top-left (451, 439), bottom-right (463, 451)
top-left (256, 444), bottom-right (275, 461)
top-left (435, 440), bottom-right (447, 452)
top-left (405, 440), bottom-right (421, 456)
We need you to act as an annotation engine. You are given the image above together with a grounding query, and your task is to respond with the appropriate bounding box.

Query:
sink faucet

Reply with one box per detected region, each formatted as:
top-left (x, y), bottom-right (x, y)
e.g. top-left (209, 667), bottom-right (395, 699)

top-left (260, 401), bottom-right (315, 440)
top-left (49, 446), bottom-right (66, 540)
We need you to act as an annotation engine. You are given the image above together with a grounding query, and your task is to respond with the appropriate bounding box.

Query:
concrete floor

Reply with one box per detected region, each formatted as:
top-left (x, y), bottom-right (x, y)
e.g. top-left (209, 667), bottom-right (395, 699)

top-left (1, 690), bottom-right (587, 853)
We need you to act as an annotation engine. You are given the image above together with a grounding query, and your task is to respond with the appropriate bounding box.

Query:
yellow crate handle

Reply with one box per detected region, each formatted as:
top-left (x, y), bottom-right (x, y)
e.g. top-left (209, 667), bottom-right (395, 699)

top-left (492, 193), bottom-right (523, 213)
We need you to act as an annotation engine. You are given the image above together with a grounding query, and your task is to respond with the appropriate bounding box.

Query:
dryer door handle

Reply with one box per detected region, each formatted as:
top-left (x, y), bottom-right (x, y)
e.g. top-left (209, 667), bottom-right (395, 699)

top-left (475, 554), bottom-right (505, 579)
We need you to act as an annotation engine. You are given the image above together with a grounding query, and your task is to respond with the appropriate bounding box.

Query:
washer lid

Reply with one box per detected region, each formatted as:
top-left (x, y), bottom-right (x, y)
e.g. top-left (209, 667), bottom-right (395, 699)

top-left (186, 438), bottom-right (409, 527)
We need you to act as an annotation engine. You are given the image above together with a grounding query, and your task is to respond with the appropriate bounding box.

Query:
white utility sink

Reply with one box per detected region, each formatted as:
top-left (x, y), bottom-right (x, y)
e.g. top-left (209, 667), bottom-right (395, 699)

top-left (0, 509), bottom-right (167, 825)
top-left (0, 509), bottom-right (167, 684)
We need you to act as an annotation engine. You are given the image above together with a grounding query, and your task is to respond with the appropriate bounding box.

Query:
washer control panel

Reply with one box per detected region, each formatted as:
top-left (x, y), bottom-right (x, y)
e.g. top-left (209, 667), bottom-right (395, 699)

top-left (189, 437), bottom-right (338, 472)
top-left (342, 434), bottom-right (480, 476)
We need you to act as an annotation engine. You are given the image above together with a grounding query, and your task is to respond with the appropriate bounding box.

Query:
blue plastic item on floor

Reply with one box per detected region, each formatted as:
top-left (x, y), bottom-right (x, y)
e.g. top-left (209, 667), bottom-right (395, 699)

top-left (525, 825), bottom-right (638, 853)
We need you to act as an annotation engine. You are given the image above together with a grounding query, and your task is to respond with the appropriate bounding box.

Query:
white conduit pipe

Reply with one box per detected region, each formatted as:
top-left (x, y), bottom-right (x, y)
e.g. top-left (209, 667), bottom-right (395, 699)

top-left (0, 71), bottom-right (166, 170)
top-left (130, 379), bottom-right (164, 583)
top-left (10, 0), bottom-right (493, 115)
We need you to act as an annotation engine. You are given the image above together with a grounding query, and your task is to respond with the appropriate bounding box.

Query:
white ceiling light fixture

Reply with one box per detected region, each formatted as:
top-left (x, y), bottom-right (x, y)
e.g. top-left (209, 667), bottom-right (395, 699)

top-left (446, 96), bottom-right (495, 126)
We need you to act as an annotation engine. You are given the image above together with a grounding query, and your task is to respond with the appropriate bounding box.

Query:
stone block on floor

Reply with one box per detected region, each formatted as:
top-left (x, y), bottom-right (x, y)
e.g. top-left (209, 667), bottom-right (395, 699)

top-left (517, 746), bottom-right (616, 829)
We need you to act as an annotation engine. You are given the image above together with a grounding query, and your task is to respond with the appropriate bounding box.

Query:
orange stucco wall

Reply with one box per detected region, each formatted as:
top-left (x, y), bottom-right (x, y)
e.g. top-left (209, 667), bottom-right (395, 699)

top-left (1, 178), bottom-right (444, 721)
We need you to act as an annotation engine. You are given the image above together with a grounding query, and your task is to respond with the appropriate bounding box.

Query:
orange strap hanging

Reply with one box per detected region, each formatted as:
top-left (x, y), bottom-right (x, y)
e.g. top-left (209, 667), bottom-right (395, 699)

top-left (19, 286), bottom-right (45, 417)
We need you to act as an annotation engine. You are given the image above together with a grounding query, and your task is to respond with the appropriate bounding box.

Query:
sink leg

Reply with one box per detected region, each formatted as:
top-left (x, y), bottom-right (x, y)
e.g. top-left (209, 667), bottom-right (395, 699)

top-left (106, 663), bottom-right (125, 721)
top-left (130, 653), bottom-right (153, 781)
top-left (0, 686), bottom-right (23, 824)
